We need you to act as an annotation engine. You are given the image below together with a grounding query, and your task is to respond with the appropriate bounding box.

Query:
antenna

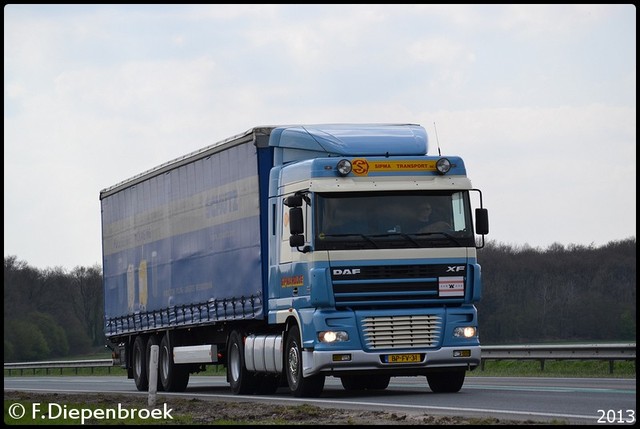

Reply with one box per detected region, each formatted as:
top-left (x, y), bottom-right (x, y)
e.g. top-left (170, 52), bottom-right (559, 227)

top-left (433, 122), bottom-right (442, 156)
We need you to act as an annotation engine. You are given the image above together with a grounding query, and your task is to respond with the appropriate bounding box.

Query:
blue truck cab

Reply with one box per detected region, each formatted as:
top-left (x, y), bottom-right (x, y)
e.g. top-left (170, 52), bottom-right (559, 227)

top-left (100, 123), bottom-right (489, 397)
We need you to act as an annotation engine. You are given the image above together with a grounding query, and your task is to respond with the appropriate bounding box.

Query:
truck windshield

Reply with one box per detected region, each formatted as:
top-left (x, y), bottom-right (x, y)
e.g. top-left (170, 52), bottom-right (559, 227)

top-left (314, 191), bottom-right (476, 250)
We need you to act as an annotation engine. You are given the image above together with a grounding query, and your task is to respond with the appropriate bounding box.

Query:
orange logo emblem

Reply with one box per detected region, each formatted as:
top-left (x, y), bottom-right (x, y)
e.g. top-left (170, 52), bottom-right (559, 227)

top-left (352, 158), bottom-right (369, 176)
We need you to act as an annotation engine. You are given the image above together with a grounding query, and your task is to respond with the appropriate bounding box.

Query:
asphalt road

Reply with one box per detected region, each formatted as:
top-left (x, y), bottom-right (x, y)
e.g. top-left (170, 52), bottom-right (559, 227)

top-left (4, 375), bottom-right (636, 425)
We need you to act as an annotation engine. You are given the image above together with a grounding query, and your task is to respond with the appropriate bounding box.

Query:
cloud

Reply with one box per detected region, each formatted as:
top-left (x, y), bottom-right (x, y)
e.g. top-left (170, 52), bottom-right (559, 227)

top-left (4, 4), bottom-right (635, 269)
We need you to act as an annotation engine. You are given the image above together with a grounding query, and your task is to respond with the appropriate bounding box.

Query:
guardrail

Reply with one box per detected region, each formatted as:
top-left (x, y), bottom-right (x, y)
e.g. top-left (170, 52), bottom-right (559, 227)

top-left (4, 359), bottom-right (115, 376)
top-left (480, 343), bottom-right (636, 373)
top-left (4, 343), bottom-right (636, 375)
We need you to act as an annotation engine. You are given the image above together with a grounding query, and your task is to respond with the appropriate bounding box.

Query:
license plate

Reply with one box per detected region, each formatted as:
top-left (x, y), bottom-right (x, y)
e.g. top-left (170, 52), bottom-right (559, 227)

top-left (385, 353), bottom-right (422, 363)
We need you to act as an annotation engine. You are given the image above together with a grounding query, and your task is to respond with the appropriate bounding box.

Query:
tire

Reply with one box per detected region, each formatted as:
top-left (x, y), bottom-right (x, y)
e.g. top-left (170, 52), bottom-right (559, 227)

top-left (285, 327), bottom-right (325, 397)
top-left (227, 330), bottom-right (258, 394)
top-left (146, 335), bottom-right (164, 392)
top-left (159, 333), bottom-right (189, 392)
top-left (341, 375), bottom-right (390, 391)
top-left (132, 336), bottom-right (148, 391)
top-left (426, 370), bottom-right (466, 393)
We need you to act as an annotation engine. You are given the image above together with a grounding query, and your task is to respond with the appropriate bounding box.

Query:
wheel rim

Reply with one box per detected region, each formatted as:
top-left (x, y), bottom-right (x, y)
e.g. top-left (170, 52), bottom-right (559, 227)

top-left (160, 346), bottom-right (169, 379)
top-left (288, 342), bottom-right (300, 388)
top-left (134, 348), bottom-right (142, 377)
top-left (230, 343), bottom-right (240, 382)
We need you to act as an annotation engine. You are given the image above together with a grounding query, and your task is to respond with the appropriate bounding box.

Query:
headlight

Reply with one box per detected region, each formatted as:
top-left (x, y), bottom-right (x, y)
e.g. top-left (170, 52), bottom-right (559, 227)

top-left (436, 158), bottom-right (452, 175)
top-left (336, 159), bottom-right (352, 176)
top-left (453, 326), bottom-right (477, 338)
top-left (318, 330), bottom-right (349, 343)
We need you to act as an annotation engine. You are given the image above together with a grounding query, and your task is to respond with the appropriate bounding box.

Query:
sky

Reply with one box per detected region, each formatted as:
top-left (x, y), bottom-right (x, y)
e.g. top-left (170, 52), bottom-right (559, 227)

top-left (4, 4), bottom-right (636, 271)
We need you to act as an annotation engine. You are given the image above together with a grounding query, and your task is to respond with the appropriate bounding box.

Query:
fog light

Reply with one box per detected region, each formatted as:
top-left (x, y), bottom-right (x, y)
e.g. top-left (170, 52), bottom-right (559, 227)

top-left (332, 354), bottom-right (352, 362)
top-left (453, 349), bottom-right (471, 357)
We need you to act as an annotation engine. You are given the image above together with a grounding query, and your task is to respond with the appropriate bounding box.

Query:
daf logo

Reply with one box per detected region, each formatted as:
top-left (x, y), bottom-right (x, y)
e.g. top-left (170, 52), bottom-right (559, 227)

top-left (332, 268), bottom-right (361, 276)
top-left (446, 266), bottom-right (465, 273)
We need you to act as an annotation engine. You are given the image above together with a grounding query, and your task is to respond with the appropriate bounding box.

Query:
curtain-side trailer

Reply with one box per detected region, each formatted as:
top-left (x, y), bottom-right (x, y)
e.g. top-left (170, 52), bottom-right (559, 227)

top-left (100, 123), bottom-right (489, 397)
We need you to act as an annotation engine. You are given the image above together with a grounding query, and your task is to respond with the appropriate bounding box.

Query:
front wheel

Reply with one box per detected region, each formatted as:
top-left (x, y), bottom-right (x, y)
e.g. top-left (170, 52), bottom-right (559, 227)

top-left (426, 370), bottom-right (466, 393)
top-left (285, 327), bottom-right (325, 397)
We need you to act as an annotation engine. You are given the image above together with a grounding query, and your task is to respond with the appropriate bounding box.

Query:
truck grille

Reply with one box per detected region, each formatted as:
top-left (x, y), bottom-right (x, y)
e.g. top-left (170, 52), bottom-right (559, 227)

top-left (362, 314), bottom-right (442, 349)
top-left (331, 263), bottom-right (465, 307)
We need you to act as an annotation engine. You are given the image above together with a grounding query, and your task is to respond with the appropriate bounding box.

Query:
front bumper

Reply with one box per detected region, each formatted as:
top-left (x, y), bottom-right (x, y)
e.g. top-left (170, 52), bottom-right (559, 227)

top-left (302, 345), bottom-right (481, 377)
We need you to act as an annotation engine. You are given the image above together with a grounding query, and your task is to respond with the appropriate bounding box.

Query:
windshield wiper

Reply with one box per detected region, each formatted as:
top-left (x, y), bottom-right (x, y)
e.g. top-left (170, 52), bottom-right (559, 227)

top-left (320, 233), bottom-right (380, 248)
top-left (371, 233), bottom-right (422, 247)
top-left (413, 231), bottom-right (462, 246)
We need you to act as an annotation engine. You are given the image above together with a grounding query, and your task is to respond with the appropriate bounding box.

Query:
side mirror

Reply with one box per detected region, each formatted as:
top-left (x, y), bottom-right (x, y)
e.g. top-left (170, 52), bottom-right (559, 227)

top-left (289, 207), bottom-right (304, 235)
top-left (475, 208), bottom-right (489, 235)
top-left (284, 195), bottom-right (303, 208)
top-left (290, 234), bottom-right (305, 247)
top-left (284, 194), bottom-right (310, 252)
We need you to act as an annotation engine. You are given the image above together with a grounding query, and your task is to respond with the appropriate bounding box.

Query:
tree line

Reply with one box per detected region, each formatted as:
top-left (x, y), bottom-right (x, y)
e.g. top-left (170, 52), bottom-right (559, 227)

top-left (4, 258), bottom-right (103, 362)
top-left (477, 237), bottom-right (636, 344)
top-left (4, 237), bottom-right (636, 361)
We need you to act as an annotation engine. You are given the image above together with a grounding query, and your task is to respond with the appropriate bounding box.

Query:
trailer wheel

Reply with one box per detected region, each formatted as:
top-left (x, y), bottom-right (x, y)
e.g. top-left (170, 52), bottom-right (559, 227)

top-left (132, 336), bottom-right (148, 391)
top-left (285, 327), bottom-right (325, 397)
top-left (146, 335), bottom-right (164, 391)
top-left (227, 330), bottom-right (257, 394)
top-left (159, 334), bottom-right (189, 392)
top-left (426, 370), bottom-right (465, 393)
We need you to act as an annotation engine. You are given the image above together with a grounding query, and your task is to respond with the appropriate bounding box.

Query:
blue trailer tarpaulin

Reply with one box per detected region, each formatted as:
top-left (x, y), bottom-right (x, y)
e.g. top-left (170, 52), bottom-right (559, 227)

top-left (101, 141), bottom-right (265, 335)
